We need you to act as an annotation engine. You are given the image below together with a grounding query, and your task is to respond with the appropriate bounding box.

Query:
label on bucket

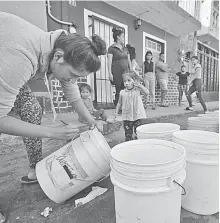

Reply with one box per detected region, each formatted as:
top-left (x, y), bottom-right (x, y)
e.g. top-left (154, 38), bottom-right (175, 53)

top-left (45, 144), bottom-right (88, 191)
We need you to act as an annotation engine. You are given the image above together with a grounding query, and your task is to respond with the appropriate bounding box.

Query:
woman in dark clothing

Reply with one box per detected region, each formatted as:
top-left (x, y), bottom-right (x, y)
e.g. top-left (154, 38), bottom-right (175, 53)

top-left (143, 51), bottom-right (156, 110)
top-left (126, 44), bottom-right (142, 76)
top-left (107, 28), bottom-right (132, 106)
top-left (176, 65), bottom-right (190, 106)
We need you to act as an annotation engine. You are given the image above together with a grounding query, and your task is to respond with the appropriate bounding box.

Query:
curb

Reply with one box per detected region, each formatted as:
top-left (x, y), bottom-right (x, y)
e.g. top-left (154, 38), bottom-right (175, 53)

top-left (102, 107), bottom-right (219, 135)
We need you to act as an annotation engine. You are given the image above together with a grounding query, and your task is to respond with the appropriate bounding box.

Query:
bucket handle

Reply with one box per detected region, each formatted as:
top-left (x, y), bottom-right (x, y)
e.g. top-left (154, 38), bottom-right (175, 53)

top-left (173, 180), bottom-right (186, 195)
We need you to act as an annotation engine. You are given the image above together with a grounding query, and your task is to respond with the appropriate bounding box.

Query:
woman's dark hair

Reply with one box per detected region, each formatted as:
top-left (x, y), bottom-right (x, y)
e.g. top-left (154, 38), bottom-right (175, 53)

top-left (112, 28), bottom-right (123, 43)
top-left (181, 65), bottom-right (186, 69)
top-left (126, 44), bottom-right (136, 61)
top-left (52, 33), bottom-right (107, 73)
top-left (145, 51), bottom-right (153, 61)
top-left (191, 56), bottom-right (198, 60)
top-left (79, 83), bottom-right (93, 93)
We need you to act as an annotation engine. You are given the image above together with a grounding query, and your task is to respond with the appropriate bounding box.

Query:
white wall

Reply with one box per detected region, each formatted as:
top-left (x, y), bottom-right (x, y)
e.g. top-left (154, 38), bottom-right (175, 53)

top-left (200, 0), bottom-right (212, 27)
top-left (0, 1), bottom-right (47, 31)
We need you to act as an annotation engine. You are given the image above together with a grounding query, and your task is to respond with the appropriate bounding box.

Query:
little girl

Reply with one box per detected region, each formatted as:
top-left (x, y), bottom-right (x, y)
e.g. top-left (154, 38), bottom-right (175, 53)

top-left (114, 72), bottom-right (149, 141)
top-left (79, 84), bottom-right (107, 123)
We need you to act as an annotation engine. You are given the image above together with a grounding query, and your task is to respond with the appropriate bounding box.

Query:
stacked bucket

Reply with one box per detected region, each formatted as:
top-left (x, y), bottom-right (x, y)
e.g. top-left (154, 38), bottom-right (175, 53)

top-left (110, 110), bottom-right (219, 223)
top-left (173, 130), bottom-right (219, 215)
top-left (187, 110), bottom-right (219, 133)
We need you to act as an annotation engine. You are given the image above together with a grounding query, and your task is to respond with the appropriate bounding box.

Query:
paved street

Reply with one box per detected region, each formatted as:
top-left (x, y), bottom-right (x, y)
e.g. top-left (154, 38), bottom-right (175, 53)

top-left (0, 101), bottom-right (219, 223)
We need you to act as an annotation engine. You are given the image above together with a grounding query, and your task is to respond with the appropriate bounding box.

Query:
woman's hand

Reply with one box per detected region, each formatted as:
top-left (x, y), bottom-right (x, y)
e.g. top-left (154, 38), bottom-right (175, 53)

top-left (50, 125), bottom-right (79, 140)
top-left (88, 119), bottom-right (103, 132)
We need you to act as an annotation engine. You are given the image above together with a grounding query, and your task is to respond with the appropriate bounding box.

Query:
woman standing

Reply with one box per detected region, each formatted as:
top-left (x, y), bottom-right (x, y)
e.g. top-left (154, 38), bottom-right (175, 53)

top-left (143, 51), bottom-right (156, 110)
top-left (107, 28), bottom-right (132, 106)
top-left (126, 44), bottom-right (142, 76)
top-left (176, 65), bottom-right (190, 106)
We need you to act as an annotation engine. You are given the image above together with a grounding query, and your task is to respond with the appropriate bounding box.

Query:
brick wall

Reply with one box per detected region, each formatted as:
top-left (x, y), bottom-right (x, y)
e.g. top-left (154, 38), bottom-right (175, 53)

top-left (51, 80), bottom-right (72, 113)
top-left (44, 77), bottom-right (179, 113)
top-left (142, 75), bottom-right (179, 108)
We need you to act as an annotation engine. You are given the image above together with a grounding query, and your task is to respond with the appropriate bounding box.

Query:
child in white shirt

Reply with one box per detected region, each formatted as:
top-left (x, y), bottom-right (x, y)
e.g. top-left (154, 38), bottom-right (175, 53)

top-left (115, 72), bottom-right (149, 141)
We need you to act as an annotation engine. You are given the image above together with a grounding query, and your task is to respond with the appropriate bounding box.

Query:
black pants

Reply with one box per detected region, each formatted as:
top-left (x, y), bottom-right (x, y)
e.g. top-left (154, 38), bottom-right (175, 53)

top-left (123, 119), bottom-right (142, 141)
top-left (187, 79), bottom-right (207, 112)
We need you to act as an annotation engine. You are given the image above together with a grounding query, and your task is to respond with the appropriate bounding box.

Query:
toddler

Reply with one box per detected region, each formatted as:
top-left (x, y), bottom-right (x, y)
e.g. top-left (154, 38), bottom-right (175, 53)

top-left (79, 84), bottom-right (107, 123)
top-left (115, 72), bottom-right (149, 141)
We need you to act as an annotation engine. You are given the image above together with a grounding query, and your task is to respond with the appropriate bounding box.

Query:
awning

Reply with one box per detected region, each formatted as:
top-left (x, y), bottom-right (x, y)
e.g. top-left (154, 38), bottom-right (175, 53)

top-left (102, 1), bottom-right (202, 37)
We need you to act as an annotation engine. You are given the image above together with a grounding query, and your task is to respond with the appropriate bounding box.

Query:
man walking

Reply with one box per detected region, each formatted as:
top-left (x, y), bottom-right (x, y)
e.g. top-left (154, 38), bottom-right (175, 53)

top-left (155, 53), bottom-right (170, 107)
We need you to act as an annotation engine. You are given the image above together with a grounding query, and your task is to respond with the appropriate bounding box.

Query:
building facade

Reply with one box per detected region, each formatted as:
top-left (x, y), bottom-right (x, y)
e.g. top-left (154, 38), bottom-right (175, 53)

top-left (2, 1), bottom-right (217, 112)
top-left (197, 0), bottom-right (219, 100)
top-left (46, 0), bottom-right (202, 111)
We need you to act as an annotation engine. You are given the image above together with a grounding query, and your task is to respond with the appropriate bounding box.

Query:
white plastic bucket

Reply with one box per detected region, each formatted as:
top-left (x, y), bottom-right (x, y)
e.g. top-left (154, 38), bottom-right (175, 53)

top-left (136, 123), bottom-right (180, 141)
top-left (36, 128), bottom-right (111, 203)
top-left (172, 130), bottom-right (219, 215)
top-left (110, 139), bottom-right (186, 223)
top-left (197, 112), bottom-right (219, 117)
top-left (187, 117), bottom-right (219, 133)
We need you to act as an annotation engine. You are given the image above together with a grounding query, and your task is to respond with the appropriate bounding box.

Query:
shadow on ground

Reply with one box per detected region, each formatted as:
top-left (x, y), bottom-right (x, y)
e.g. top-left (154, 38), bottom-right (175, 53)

top-left (0, 112), bottom-right (218, 223)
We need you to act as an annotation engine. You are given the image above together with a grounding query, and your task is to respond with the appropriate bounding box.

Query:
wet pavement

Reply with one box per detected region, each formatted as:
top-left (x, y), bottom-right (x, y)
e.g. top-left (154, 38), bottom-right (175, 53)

top-left (0, 102), bottom-right (219, 223)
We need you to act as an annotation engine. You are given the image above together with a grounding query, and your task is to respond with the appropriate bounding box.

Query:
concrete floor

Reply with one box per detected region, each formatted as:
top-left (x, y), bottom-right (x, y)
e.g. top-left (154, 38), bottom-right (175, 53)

top-left (0, 111), bottom-right (219, 223)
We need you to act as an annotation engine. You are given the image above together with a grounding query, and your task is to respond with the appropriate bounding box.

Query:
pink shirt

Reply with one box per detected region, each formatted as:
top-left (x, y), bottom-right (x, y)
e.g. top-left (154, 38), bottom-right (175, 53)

top-left (118, 88), bottom-right (146, 121)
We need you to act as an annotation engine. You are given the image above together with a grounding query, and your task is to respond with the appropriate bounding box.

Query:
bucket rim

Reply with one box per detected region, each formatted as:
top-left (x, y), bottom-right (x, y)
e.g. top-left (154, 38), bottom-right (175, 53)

top-left (110, 171), bottom-right (186, 194)
top-left (136, 123), bottom-right (180, 134)
top-left (86, 128), bottom-right (111, 158)
top-left (172, 130), bottom-right (219, 145)
top-left (188, 117), bottom-right (219, 121)
top-left (81, 129), bottom-right (111, 167)
top-left (111, 139), bottom-right (186, 166)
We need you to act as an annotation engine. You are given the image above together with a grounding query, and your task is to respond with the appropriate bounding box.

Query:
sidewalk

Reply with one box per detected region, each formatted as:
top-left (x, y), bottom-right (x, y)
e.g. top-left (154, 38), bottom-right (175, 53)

top-left (42, 101), bottom-right (219, 134)
top-left (0, 101), bottom-right (218, 223)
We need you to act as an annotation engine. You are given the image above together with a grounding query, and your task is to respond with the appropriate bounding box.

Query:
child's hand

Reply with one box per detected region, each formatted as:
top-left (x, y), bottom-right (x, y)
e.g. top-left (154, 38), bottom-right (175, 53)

top-left (133, 81), bottom-right (142, 89)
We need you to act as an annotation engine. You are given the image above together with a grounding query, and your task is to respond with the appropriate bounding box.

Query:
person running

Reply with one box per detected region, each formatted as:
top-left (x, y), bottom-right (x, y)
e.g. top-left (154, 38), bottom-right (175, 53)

top-left (186, 56), bottom-right (207, 113)
top-left (143, 51), bottom-right (156, 110)
top-left (114, 72), bottom-right (149, 141)
top-left (155, 52), bottom-right (170, 107)
top-left (176, 65), bottom-right (190, 106)
top-left (107, 28), bottom-right (132, 107)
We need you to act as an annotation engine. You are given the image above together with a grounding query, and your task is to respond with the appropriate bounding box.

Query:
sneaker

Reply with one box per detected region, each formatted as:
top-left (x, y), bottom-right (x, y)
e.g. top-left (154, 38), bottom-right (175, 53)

top-left (152, 105), bottom-right (156, 110)
top-left (185, 107), bottom-right (194, 111)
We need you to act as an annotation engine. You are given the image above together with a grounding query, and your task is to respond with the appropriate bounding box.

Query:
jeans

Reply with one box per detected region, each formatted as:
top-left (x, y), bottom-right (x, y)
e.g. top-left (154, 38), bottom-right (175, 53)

top-left (144, 72), bottom-right (155, 104)
top-left (187, 79), bottom-right (207, 111)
